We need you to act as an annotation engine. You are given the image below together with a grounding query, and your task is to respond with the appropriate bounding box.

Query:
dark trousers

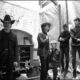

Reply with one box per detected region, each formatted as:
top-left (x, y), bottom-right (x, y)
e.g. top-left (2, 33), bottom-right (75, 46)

top-left (60, 47), bottom-right (69, 71)
top-left (40, 56), bottom-right (49, 80)
top-left (6, 66), bottom-right (14, 80)
top-left (53, 66), bottom-right (58, 80)
top-left (0, 66), bottom-right (14, 80)
top-left (71, 46), bottom-right (80, 77)
top-left (0, 54), bottom-right (15, 80)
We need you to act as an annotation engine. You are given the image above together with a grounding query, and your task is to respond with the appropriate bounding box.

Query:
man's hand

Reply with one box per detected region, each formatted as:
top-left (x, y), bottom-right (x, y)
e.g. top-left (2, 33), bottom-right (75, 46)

top-left (59, 37), bottom-right (64, 41)
top-left (77, 39), bottom-right (80, 42)
top-left (45, 36), bottom-right (49, 42)
top-left (13, 62), bottom-right (18, 67)
top-left (48, 49), bottom-right (52, 55)
top-left (46, 36), bottom-right (49, 39)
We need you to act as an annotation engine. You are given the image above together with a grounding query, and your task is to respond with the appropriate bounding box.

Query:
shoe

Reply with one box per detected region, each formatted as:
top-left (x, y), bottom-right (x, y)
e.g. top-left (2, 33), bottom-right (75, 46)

top-left (72, 76), bottom-right (79, 79)
top-left (61, 69), bottom-right (64, 74)
top-left (73, 69), bottom-right (76, 78)
top-left (68, 63), bottom-right (73, 73)
top-left (57, 77), bottom-right (60, 80)
top-left (77, 65), bottom-right (80, 73)
top-left (63, 71), bottom-right (67, 79)
top-left (48, 69), bottom-right (53, 79)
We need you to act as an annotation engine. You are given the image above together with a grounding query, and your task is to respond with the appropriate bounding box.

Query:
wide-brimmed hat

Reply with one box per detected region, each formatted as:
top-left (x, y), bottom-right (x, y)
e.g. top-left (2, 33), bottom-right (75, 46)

top-left (41, 22), bottom-right (51, 29)
top-left (74, 17), bottom-right (80, 22)
top-left (50, 40), bottom-right (57, 44)
top-left (63, 24), bottom-right (68, 28)
top-left (0, 15), bottom-right (15, 24)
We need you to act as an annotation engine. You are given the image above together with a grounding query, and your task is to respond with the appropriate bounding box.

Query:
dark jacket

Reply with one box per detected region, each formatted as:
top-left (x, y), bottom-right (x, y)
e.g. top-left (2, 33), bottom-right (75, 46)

top-left (37, 33), bottom-right (49, 58)
top-left (58, 31), bottom-right (70, 47)
top-left (50, 48), bottom-right (60, 67)
top-left (0, 29), bottom-right (18, 67)
top-left (70, 27), bottom-right (80, 46)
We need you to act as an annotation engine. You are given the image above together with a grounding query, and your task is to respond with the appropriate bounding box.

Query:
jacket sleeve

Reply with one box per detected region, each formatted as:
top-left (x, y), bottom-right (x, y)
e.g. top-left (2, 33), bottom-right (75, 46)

top-left (0, 31), bottom-right (3, 54)
top-left (37, 33), bottom-right (49, 44)
top-left (14, 36), bottom-right (19, 62)
top-left (64, 32), bottom-right (70, 41)
top-left (70, 29), bottom-right (77, 40)
top-left (58, 32), bottom-right (62, 42)
top-left (0, 32), bottom-right (2, 59)
top-left (56, 50), bottom-right (61, 67)
top-left (0, 34), bottom-right (2, 53)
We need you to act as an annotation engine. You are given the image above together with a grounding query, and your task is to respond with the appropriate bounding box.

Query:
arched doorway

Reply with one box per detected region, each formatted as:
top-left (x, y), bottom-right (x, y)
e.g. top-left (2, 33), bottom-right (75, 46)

top-left (12, 29), bottom-right (33, 45)
top-left (12, 29), bottom-right (34, 68)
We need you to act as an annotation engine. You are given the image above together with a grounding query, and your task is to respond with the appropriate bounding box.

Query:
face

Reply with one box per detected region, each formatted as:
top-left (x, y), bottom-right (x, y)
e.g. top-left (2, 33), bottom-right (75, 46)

top-left (51, 43), bottom-right (57, 49)
top-left (3, 21), bottom-right (12, 31)
top-left (74, 20), bottom-right (79, 26)
top-left (63, 27), bottom-right (68, 31)
top-left (44, 25), bottom-right (50, 34)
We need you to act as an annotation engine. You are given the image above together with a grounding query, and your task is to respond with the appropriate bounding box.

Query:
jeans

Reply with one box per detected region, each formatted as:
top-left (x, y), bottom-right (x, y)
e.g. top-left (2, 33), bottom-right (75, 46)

top-left (0, 53), bottom-right (15, 80)
top-left (71, 46), bottom-right (80, 77)
top-left (60, 47), bottom-right (69, 71)
top-left (53, 66), bottom-right (58, 80)
top-left (40, 56), bottom-right (49, 80)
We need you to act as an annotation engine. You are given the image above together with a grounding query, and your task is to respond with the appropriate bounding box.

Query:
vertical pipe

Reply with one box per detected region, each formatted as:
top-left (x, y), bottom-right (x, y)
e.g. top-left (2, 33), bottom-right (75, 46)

top-left (58, 4), bottom-right (61, 33)
top-left (65, 0), bottom-right (69, 26)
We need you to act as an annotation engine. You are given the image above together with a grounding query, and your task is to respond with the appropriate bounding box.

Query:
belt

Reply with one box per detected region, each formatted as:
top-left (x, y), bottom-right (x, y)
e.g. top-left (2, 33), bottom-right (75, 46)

top-left (3, 48), bottom-right (8, 55)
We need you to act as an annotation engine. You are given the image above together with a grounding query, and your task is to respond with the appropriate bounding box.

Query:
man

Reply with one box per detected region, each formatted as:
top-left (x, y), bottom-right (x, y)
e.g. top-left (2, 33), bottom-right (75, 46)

top-left (0, 15), bottom-right (18, 80)
top-left (58, 24), bottom-right (70, 74)
top-left (70, 17), bottom-right (80, 79)
top-left (37, 22), bottom-right (51, 80)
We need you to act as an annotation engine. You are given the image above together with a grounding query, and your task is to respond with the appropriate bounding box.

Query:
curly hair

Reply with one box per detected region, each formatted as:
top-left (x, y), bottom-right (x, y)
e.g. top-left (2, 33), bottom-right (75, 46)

top-left (41, 22), bottom-right (51, 30)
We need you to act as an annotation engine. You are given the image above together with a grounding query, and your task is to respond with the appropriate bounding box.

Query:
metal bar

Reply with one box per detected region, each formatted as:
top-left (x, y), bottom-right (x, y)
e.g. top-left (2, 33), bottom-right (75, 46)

top-left (58, 4), bottom-right (61, 34)
top-left (16, 76), bottom-right (40, 80)
top-left (65, 0), bottom-right (69, 26)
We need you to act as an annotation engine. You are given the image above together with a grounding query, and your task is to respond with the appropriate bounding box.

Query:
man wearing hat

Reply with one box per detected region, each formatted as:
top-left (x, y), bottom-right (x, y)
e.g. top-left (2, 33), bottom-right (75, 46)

top-left (0, 15), bottom-right (18, 80)
top-left (70, 17), bottom-right (80, 79)
top-left (37, 22), bottom-right (51, 80)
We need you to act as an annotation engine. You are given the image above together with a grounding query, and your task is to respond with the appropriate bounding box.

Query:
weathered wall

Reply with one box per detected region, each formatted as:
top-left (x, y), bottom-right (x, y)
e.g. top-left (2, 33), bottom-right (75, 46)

top-left (40, 2), bottom-right (60, 45)
top-left (0, 1), bottom-right (41, 48)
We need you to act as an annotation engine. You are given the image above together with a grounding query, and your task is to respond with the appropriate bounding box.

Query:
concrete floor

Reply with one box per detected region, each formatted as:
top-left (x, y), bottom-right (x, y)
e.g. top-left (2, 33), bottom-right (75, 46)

top-left (17, 72), bottom-right (80, 80)
top-left (17, 53), bottom-right (80, 80)
top-left (17, 65), bottom-right (80, 80)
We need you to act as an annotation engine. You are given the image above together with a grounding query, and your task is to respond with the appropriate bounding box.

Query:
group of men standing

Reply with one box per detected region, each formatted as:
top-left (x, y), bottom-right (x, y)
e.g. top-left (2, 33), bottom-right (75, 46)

top-left (0, 14), bottom-right (80, 80)
top-left (37, 17), bottom-right (80, 80)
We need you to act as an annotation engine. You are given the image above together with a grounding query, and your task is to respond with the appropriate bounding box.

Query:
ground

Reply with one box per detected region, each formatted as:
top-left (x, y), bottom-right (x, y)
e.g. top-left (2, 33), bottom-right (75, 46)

top-left (17, 53), bottom-right (80, 80)
top-left (17, 63), bottom-right (80, 80)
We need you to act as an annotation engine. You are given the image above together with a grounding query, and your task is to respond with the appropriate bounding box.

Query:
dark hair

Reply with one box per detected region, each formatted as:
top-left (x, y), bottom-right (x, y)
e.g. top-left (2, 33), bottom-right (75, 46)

top-left (41, 22), bottom-right (51, 30)
top-left (63, 24), bottom-right (68, 28)
top-left (74, 17), bottom-right (80, 22)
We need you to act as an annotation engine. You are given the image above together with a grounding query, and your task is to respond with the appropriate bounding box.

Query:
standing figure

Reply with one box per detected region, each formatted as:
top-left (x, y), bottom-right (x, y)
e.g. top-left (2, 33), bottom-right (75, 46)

top-left (58, 24), bottom-right (70, 73)
top-left (70, 18), bottom-right (80, 79)
top-left (37, 22), bottom-right (51, 80)
top-left (0, 15), bottom-right (18, 80)
top-left (49, 40), bottom-right (60, 80)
